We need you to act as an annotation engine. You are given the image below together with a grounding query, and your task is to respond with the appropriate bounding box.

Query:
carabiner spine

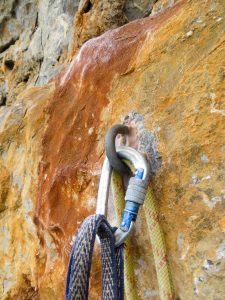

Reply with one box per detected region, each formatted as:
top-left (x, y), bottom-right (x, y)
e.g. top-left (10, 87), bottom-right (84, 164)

top-left (96, 158), bottom-right (112, 216)
top-left (96, 146), bottom-right (150, 247)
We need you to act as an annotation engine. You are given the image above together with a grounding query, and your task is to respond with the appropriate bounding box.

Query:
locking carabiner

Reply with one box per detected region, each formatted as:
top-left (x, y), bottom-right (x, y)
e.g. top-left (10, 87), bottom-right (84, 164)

top-left (96, 146), bottom-right (150, 247)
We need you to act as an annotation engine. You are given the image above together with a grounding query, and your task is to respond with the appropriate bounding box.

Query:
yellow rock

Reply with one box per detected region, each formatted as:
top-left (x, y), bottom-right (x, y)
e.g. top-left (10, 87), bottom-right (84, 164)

top-left (0, 0), bottom-right (225, 299)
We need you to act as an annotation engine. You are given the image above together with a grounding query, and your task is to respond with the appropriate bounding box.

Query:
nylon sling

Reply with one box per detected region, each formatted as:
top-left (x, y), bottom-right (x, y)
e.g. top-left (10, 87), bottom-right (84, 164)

top-left (66, 214), bottom-right (124, 300)
top-left (66, 125), bottom-right (175, 300)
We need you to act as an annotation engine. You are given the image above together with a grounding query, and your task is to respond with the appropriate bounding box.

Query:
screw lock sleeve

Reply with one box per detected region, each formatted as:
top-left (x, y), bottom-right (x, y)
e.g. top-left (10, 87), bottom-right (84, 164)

top-left (125, 177), bottom-right (148, 205)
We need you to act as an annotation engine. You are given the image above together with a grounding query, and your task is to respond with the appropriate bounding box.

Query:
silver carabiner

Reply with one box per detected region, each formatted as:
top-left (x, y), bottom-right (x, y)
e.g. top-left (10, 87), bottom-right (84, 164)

top-left (96, 146), bottom-right (149, 247)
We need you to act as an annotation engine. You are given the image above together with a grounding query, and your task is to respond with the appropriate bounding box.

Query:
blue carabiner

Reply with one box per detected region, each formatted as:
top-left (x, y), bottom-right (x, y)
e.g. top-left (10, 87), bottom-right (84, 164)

top-left (120, 168), bottom-right (144, 231)
top-left (96, 146), bottom-right (149, 247)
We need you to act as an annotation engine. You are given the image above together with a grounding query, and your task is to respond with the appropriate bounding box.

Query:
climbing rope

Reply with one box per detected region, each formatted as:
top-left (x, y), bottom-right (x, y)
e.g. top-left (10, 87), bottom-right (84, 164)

top-left (112, 163), bottom-right (175, 300)
top-left (66, 124), bottom-right (175, 300)
top-left (111, 169), bottom-right (138, 300)
top-left (106, 124), bottom-right (175, 300)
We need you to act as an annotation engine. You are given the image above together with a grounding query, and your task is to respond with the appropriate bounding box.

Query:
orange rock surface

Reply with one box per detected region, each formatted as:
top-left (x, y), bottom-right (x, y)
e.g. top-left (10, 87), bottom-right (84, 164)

top-left (1, 0), bottom-right (225, 299)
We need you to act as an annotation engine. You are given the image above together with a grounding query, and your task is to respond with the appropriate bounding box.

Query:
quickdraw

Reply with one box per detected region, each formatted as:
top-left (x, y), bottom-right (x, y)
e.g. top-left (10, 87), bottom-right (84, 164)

top-left (96, 145), bottom-right (149, 246)
top-left (66, 124), bottom-right (175, 300)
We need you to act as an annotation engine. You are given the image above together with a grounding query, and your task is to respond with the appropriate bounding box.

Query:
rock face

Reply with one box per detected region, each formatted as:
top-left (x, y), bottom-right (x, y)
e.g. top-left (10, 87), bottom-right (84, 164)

top-left (72, 0), bottom-right (158, 52)
top-left (0, 0), bottom-right (155, 106)
top-left (0, 84), bottom-right (54, 299)
top-left (0, 0), bottom-right (79, 104)
top-left (0, 0), bottom-right (225, 299)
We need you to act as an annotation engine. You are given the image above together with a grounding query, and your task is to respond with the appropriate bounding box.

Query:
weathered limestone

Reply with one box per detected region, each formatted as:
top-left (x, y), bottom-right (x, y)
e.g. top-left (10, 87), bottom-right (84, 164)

top-left (0, 84), bottom-right (54, 299)
top-left (0, 0), bottom-right (78, 104)
top-left (0, 0), bottom-right (152, 106)
top-left (37, 0), bottom-right (225, 299)
top-left (72, 0), bottom-right (158, 53)
top-left (0, 0), bottom-right (225, 299)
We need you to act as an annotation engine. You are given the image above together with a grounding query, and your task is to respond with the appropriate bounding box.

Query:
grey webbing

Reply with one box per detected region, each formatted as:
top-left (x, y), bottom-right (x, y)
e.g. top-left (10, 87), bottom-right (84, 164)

top-left (66, 214), bottom-right (124, 300)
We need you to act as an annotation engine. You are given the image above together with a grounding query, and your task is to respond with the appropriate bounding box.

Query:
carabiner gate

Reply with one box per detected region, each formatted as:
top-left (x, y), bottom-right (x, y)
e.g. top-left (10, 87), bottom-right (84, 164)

top-left (96, 146), bottom-right (149, 247)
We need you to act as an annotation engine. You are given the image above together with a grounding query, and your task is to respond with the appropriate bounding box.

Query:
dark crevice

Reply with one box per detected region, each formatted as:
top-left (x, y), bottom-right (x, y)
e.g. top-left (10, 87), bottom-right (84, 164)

top-left (31, 11), bottom-right (38, 36)
top-left (0, 16), bottom-right (9, 27)
top-left (34, 57), bottom-right (43, 85)
top-left (0, 37), bottom-right (19, 54)
top-left (4, 59), bottom-right (14, 70)
top-left (11, 0), bottom-right (19, 18)
top-left (0, 95), bottom-right (7, 106)
top-left (82, 0), bottom-right (93, 14)
top-left (22, 74), bottom-right (29, 83)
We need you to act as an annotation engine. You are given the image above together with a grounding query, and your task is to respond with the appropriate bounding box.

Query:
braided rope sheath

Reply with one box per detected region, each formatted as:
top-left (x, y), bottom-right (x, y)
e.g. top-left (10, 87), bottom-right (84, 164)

top-left (111, 170), bottom-right (138, 300)
top-left (144, 187), bottom-right (175, 300)
top-left (111, 163), bottom-right (175, 300)
top-left (66, 214), bottom-right (124, 300)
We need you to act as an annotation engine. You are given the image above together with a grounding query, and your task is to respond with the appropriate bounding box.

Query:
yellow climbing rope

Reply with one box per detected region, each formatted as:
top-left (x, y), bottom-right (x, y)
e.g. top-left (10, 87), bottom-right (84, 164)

top-left (112, 170), bottom-right (138, 300)
top-left (111, 163), bottom-right (175, 300)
